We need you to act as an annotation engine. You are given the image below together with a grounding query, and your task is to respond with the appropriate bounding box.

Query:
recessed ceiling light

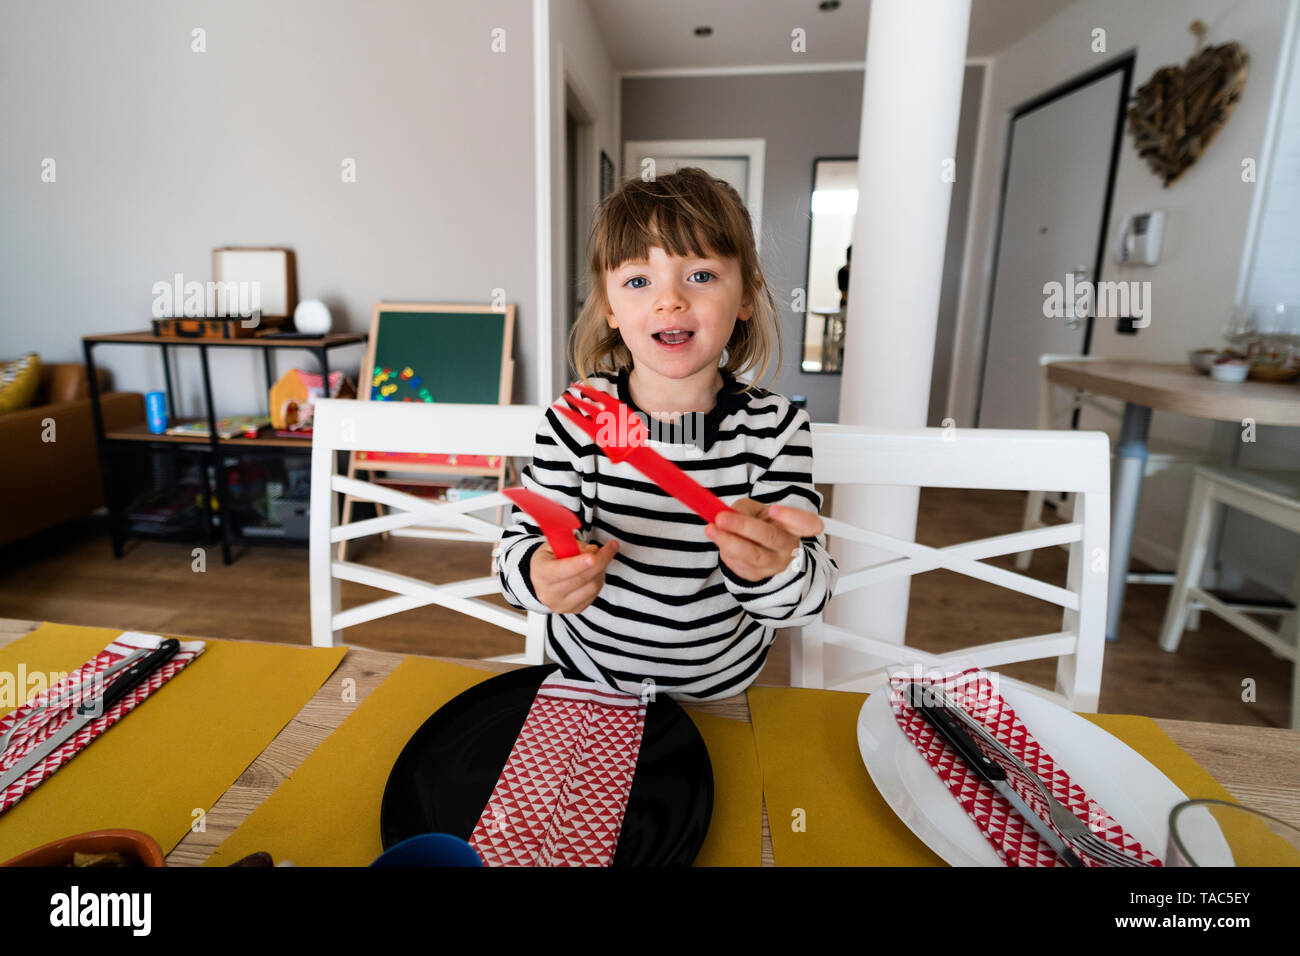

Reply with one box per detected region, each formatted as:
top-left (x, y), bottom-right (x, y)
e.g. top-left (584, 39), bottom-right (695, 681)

top-left (694, 25), bottom-right (713, 37)
top-left (819, 1), bottom-right (841, 10)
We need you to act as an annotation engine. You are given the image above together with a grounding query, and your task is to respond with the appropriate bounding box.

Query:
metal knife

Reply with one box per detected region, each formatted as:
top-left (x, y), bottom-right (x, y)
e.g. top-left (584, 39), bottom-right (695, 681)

top-left (907, 682), bottom-right (1085, 867)
top-left (0, 639), bottom-right (181, 793)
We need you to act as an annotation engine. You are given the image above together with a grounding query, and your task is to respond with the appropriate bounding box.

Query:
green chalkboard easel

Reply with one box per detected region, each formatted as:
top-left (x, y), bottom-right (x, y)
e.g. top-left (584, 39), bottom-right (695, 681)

top-left (338, 302), bottom-right (516, 559)
top-left (361, 303), bottom-right (513, 406)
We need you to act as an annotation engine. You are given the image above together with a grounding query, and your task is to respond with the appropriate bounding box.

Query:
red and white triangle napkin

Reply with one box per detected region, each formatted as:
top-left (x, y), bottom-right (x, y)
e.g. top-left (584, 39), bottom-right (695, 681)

top-left (888, 667), bottom-right (1163, 867)
top-left (0, 632), bottom-right (205, 814)
top-left (469, 671), bottom-right (647, 867)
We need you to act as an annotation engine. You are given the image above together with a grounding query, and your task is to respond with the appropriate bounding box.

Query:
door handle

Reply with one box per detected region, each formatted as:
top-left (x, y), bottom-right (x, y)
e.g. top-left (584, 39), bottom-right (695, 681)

top-left (1065, 265), bottom-right (1090, 330)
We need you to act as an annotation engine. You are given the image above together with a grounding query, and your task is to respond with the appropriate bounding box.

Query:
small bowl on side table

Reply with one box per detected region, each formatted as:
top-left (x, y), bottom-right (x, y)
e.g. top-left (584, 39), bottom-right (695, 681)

top-left (1210, 357), bottom-right (1251, 383)
top-left (1248, 362), bottom-right (1300, 383)
top-left (1189, 349), bottom-right (1220, 374)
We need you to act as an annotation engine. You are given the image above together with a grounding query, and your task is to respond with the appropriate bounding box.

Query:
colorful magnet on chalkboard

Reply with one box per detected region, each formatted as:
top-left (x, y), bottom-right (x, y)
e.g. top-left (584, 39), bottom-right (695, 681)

top-left (401, 367), bottom-right (414, 379)
top-left (409, 376), bottom-right (422, 388)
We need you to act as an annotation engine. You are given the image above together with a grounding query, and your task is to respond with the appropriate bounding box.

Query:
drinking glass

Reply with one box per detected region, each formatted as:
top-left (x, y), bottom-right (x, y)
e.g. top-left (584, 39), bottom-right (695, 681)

top-left (1167, 798), bottom-right (1300, 866)
top-left (1221, 304), bottom-right (1256, 350)
top-left (1258, 302), bottom-right (1300, 361)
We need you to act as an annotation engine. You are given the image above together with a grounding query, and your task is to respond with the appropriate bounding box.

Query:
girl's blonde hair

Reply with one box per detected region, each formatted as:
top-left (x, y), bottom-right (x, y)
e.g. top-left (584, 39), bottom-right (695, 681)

top-left (568, 166), bottom-right (782, 392)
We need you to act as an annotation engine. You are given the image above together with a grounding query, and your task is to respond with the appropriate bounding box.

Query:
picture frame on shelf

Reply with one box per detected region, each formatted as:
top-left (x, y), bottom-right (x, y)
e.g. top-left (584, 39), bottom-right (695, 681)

top-left (211, 247), bottom-right (298, 328)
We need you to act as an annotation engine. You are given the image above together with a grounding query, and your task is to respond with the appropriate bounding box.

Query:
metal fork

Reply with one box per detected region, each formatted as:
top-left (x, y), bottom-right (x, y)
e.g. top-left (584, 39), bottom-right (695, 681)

top-left (553, 385), bottom-right (733, 524)
top-left (927, 685), bottom-right (1153, 867)
top-left (0, 648), bottom-right (148, 761)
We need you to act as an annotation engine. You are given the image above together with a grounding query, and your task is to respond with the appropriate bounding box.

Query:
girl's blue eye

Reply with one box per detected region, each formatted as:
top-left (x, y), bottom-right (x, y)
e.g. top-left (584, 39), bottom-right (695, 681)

top-left (622, 271), bottom-right (714, 289)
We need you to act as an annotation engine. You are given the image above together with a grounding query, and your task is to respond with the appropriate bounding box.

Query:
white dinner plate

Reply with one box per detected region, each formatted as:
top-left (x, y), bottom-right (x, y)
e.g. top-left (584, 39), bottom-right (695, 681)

top-left (857, 675), bottom-right (1230, 866)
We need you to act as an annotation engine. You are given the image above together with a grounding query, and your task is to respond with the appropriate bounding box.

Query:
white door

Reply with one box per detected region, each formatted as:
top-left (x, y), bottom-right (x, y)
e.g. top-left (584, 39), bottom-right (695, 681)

top-left (976, 70), bottom-right (1126, 428)
top-left (621, 139), bottom-right (765, 256)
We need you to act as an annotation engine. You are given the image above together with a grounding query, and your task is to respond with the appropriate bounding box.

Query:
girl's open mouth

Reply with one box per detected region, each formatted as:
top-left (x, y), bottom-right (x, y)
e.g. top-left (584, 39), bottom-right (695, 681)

top-left (652, 330), bottom-right (694, 349)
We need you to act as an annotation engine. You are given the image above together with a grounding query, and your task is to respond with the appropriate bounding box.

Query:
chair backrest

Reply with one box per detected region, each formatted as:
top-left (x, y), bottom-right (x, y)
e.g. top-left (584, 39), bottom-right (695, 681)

top-left (308, 398), bottom-right (550, 663)
top-left (1037, 353), bottom-right (1122, 429)
top-left (800, 423), bottom-right (1110, 712)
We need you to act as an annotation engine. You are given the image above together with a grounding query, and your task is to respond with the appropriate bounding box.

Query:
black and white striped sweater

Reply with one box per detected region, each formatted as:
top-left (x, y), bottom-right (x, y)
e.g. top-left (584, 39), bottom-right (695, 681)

top-left (495, 367), bottom-right (839, 701)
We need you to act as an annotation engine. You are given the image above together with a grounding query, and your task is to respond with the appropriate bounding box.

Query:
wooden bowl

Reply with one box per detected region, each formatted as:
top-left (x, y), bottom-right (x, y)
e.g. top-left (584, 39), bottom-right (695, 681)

top-left (1, 829), bottom-right (166, 867)
top-left (1249, 364), bottom-right (1300, 383)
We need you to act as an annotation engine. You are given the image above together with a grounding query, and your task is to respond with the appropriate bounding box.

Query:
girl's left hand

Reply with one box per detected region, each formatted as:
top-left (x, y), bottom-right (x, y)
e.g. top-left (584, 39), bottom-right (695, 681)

top-left (705, 498), bottom-right (824, 583)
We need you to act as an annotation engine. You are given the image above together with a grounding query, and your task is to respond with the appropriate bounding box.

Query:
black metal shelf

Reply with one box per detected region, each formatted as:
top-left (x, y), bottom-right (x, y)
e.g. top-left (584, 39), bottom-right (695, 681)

top-left (83, 330), bottom-right (366, 565)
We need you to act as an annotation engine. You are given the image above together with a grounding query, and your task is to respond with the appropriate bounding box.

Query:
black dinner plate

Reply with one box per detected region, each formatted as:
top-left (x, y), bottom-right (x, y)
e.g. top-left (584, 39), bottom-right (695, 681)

top-left (379, 665), bottom-right (713, 866)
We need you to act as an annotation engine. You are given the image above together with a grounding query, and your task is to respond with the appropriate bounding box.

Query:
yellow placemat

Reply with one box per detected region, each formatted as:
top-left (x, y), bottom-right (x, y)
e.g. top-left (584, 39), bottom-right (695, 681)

top-left (686, 710), bottom-right (763, 867)
top-left (747, 685), bottom-right (1289, 866)
top-left (206, 656), bottom-right (492, 866)
top-left (208, 658), bottom-right (763, 866)
top-left (749, 687), bottom-right (943, 866)
top-left (0, 622), bottom-right (345, 862)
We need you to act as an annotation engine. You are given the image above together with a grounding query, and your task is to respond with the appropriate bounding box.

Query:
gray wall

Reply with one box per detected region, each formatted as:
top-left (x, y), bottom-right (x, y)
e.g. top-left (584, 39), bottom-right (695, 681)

top-left (621, 66), bottom-right (984, 425)
top-left (0, 0), bottom-right (538, 415)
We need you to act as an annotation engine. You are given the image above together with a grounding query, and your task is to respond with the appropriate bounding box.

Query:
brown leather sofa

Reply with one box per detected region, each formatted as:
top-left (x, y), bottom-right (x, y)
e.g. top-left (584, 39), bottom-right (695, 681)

top-left (0, 363), bottom-right (144, 548)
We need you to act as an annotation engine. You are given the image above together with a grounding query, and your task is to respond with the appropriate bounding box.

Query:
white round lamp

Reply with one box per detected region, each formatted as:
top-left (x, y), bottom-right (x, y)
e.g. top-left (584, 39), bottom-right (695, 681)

top-left (294, 299), bottom-right (332, 335)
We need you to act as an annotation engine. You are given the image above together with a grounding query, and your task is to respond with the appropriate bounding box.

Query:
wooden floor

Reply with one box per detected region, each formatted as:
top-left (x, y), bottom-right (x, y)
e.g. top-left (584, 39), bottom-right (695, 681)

top-left (0, 487), bottom-right (1293, 728)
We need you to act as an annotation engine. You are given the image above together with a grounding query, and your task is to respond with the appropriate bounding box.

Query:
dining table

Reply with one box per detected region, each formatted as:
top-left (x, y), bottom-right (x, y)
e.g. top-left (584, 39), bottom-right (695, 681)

top-left (3, 616), bottom-right (1297, 866)
top-left (1046, 360), bottom-right (1300, 642)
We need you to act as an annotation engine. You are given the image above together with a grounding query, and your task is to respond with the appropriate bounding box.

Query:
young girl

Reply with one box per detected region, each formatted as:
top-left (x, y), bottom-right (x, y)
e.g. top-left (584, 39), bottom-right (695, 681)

top-left (496, 167), bottom-right (838, 702)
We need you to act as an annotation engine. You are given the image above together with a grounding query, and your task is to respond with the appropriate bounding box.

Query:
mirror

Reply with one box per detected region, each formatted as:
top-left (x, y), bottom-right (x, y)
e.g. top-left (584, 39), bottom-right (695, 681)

top-left (801, 158), bottom-right (857, 374)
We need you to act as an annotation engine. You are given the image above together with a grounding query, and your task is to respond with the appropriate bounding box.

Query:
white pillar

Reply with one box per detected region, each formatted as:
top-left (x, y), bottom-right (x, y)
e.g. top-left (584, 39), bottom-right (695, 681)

top-left (825, 0), bottom-right (971, 683)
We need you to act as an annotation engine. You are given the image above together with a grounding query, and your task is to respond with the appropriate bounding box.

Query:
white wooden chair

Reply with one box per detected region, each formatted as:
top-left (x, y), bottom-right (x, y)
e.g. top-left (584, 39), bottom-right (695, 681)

top-left (1158, 465), bottom-right (1300, 728)
top-left (309, 397), bottom-right (549, 663)
top-left (796, 424), bottom-right (1111, 712)
top-left (1015, 354), bottom-right (1219, 592)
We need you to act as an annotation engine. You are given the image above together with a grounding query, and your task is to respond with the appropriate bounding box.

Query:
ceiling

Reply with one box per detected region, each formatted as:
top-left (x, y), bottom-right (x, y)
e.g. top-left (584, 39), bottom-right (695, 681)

top-left (587, 0), bottom-right (1079, 72)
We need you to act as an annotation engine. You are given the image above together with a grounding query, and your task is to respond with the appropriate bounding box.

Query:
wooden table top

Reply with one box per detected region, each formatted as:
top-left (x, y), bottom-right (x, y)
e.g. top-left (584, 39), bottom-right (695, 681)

top-left (3, 618), bottom-right (1298, 865)
top-left (1047, 360), bottom-right (1300, 426)
top-left (82, 331), bottom-right (366, 348)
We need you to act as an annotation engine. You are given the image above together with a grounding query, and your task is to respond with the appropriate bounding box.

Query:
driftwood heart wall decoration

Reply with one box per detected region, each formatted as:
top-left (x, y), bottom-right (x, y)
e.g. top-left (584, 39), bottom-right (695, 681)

top-left (1128, 39), bottom-right (1249, 187)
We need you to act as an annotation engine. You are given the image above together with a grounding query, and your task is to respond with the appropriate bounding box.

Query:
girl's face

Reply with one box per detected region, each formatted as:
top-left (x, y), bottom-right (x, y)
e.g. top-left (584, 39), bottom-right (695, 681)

top-left (605, 246), bottom-right (753, 390)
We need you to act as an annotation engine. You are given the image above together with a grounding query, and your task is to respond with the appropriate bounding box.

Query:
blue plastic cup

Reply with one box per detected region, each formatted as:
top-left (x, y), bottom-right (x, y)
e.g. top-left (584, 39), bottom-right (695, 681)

top-left (145, 391), bottom-right (168, 434)
top-left (370, 833), bottom-right (484, 867)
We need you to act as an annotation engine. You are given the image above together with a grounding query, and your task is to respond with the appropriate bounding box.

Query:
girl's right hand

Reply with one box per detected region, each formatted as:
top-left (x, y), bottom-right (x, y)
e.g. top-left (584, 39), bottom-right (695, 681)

top-left (530, 538), bottom-right (620, 614)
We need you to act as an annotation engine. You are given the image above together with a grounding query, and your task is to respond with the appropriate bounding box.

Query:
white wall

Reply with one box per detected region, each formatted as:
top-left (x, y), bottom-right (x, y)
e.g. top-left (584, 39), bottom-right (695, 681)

top-left (949, 0), bottom-right (1298, 591)
top-left (0, 0), bottom-right (539, 416)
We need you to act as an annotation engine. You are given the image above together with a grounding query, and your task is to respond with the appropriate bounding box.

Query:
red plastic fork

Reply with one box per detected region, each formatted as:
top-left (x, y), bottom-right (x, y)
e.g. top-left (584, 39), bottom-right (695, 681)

top-left (502, 487), bottom-right (581, 559)
top-left (553, 383), bottom-right (734, 524)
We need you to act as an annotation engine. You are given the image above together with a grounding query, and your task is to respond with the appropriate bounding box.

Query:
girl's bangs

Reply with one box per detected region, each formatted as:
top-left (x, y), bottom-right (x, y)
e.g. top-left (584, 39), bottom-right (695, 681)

top-left (598, 196), bottom-right (739, 273)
